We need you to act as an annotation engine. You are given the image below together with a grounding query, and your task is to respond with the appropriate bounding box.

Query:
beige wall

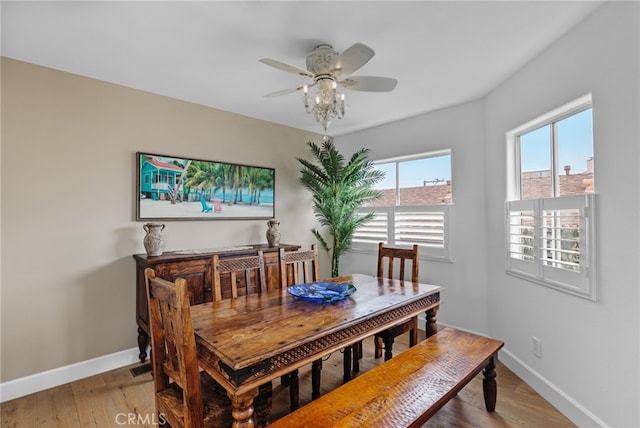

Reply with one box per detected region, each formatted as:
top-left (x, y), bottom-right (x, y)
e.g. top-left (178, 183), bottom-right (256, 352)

top-left (0, 58), bottom-right (322, 382)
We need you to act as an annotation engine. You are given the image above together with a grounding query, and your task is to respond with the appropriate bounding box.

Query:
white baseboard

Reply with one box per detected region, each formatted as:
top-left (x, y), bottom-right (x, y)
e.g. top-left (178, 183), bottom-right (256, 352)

top-left (498, 349), bottom-right (607, 428)
top-left (0, 347), bottom-right (141, 403)
top-left (0, 325), bottom-right (609, 427)
top-left (435, 322), bottom-right (607, 428)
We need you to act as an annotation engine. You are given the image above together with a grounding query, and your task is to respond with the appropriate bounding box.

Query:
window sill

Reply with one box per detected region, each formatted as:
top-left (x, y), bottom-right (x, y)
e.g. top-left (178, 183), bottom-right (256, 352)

top-left (505, 268), bottom-right (596, 301)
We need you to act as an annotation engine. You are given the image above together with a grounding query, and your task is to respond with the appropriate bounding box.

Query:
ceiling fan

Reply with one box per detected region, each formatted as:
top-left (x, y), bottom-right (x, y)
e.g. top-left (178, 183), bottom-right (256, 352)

top-left (259, 42), bottom-right (397, 97)
top-left (259, 43), bottom-right (397, 131)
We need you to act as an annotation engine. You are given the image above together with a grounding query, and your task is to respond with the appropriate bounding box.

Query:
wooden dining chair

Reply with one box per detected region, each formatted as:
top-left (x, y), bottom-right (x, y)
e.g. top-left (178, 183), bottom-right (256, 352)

top-left (212, 251), bottom-right (267, 301)
top-left (279, 244), bottom-right (320, 288)
top-left (212, 250), bottom-right (299, 416)
top-left (144, 268), bottom-right (232, 428)
top-left (349, 242), bottom-right (421, 375)
top-left (374, 242), bottom-right (420, 359)
top-left (279, 245), bottom-right (323, 401)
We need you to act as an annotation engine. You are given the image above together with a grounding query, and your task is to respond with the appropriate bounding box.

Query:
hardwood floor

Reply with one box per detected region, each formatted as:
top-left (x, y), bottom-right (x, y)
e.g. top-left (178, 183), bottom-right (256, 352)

top-left (1, 332), bottom-right (575, 427)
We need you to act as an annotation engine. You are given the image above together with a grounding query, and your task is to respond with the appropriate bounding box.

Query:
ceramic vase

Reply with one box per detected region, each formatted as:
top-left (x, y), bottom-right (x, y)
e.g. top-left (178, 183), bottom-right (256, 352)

top-left (143, 223), bottom-right (166, 256)
top-left (266, 219), bottom-right (281, 247)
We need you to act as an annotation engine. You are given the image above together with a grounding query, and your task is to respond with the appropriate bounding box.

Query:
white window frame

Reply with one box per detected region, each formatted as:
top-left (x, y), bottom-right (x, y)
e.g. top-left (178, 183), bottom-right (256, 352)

top-left (351, 151), bottom-right (452, 262)
top-left (506, 94), bottom-right (597, 300)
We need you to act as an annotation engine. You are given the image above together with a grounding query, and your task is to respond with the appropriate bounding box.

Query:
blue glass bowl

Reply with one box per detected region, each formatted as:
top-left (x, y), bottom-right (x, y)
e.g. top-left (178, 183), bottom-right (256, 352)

top-left (287, 282), bottom-right (357, 303)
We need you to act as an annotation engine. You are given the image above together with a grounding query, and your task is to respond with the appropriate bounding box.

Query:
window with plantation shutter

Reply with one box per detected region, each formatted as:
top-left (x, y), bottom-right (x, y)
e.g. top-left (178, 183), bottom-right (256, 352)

top-left (506, 195), bottom-right (595, 299)
top-left (353, 209), bottom-right (388, 245)
top-left (506, 200), bottom-right (537, 275)
top-left (394, 206), bottom-right (448, 253)
top-left (353, 206), bottom-right (450, 260)
top-left (506, 94), bottom-right (596, 300)
top-left (351, 150), bottom-right (452, 261)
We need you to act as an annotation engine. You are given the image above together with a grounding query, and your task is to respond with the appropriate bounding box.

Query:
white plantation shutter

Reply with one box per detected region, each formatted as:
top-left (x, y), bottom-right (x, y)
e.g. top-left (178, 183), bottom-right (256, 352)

top-left (506, 194), bottom-right (596, 300)
top-left (352, 208), bottom-right (389, 245)
top-left (353, 205), bottom-right (451, 261)
top-left (506, 200), bottom-right (537, 276)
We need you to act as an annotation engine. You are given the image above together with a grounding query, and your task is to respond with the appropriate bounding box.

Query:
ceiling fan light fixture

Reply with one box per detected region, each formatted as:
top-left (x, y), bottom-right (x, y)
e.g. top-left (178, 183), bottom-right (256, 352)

top-left (303, 77), bottom-right (346, 132)
top-left (260, 42), bottom-right (395, 133)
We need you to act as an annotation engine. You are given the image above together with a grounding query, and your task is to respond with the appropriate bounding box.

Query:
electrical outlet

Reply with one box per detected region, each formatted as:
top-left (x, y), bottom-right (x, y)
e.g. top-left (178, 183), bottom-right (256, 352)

top-left (532, 336), bottom-right (542, 358)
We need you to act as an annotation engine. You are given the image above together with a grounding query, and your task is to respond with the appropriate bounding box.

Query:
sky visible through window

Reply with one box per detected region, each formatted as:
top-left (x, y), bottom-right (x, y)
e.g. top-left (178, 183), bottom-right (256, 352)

top-left (520, 108), bottom-right (593, 173)
top-left (374, 154), bottom-right (452, 190)
top-left (373, 109), bottom-right (591, 191)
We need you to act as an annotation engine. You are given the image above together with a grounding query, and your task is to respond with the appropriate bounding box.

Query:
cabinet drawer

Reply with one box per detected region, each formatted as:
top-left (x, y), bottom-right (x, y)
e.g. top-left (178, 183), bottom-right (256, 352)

top-left (155, 259), bottom-right (212, 305)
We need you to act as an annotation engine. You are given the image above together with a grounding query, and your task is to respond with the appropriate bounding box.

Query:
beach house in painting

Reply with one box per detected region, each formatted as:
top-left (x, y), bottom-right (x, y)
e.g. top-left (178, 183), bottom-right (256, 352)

top-left (139, 156), bottom-right (184, 201)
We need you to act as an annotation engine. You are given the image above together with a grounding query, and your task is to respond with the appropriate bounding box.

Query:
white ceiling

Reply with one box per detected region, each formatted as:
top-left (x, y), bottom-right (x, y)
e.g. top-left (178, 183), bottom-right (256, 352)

top-left (1, 1), bottom-right (603, 136)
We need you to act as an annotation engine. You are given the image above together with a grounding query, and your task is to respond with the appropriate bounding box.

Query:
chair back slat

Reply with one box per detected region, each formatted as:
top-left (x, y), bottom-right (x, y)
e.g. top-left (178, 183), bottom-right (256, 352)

top-left (212, 251), bottom-right (267, 301)
top-left (279, 245), bottom-right (320, 287)
top-left (158, 299), bottom-right (181, 380)
top-left (376, 242), bottom-right (420, 282)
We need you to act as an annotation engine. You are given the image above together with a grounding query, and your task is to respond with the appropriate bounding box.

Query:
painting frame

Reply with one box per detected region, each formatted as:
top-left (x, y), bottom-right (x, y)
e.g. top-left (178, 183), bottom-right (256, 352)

top-left (136, 152), bottom-right (275, 221)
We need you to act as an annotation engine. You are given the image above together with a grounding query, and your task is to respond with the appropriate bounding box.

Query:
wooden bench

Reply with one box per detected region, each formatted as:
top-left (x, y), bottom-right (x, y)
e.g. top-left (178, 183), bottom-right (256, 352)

top-left (269, 328), bottom-right (504, 428)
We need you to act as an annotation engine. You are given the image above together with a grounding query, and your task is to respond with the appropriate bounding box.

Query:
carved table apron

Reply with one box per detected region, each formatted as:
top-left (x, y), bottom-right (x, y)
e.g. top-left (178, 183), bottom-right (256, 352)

top-left (191, 273), bottom-right (442, 427)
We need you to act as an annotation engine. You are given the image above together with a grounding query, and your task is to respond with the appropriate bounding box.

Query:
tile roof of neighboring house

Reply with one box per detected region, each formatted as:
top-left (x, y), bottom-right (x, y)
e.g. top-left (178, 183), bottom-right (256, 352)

top-left (365, 182), bottom-right (451, 207)
top-left (146, 158), bottom-right (185, 172)
top-left (363, 171), bottom-right (594, 208)
top-left (522, 172), bottom-right (593, 199)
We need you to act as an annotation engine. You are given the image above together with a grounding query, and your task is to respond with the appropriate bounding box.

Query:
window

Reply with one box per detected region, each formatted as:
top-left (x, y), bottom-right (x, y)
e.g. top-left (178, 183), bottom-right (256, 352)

top-left (506, 94), bottom-right (596, 300)
top-left (518, 108), bottom-right (594, 199)
top-left (352, 150), bottom-right (452, 261)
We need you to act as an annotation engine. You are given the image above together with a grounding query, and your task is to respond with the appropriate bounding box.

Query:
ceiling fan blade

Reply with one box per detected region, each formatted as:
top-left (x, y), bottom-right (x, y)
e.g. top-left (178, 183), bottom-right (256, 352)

top-left (259, 58), bottom-right (314, 78)
top-left (331, 43), bottom-right (375, 77)
top-left (340, 76), bottom-right (398, 92)
top-left (263, 83), bottom-right (316, 98)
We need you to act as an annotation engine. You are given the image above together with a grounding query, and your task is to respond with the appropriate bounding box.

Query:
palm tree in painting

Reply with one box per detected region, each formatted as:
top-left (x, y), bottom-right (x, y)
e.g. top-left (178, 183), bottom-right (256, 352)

top-left (259, 169), bottom-right (274, 204)
top-left (185, 160), bottom-right (218, 201)
top-left (237, 166), bottom-right (251, 204)
top-left (246, 167), bottom-right (264, 205)
top-left (228, 165), bottom-right (250, 206)
top-left (227, 165), bottom-right (239, 206)
top-left (170, 160), bottom-right (191, 204)
top-left (212, 163), bottom-right (233, 203)
top-left (249, 168), bottom-right (273, 205)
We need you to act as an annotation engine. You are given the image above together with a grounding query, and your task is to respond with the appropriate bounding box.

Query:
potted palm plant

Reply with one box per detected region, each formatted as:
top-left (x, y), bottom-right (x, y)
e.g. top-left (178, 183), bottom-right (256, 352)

top-left (298, 140), bottom-right (384, 277)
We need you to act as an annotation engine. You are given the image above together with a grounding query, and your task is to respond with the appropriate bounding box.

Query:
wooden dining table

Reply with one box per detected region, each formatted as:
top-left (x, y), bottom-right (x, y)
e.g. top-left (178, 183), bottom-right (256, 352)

top-left (190, 273), bottom-right (442, 427)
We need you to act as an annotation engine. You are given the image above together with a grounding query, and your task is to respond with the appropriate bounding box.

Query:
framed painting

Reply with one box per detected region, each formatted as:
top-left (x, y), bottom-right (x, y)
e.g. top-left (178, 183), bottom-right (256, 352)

top-left (136, 152), bottom-right (275, 221)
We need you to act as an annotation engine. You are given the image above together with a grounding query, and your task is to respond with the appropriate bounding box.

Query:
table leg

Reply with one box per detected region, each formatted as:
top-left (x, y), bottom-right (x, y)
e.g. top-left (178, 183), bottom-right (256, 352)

top-left (342, 345), bottom-right (352, 384)
top-left (311, 359), bottom-right (322, 400)
top-left (289, 369), bottom-right (300, 411)
top-left (254, 382), bottom-right (273, 428)
top-left (280, 374), bottom-right (290, 387)
top-left (374, 336), bottom-right (384, 359)
top-left (352, 341), bottom-right (361, 373)
top-left (383, 335), bottom-right (394, 361)
top-left (229, 387), bottom-right (259, 428)
top-left (425, 306), bottom-right (439, 338)
top-left (482, 355), bottom-right (498, 412)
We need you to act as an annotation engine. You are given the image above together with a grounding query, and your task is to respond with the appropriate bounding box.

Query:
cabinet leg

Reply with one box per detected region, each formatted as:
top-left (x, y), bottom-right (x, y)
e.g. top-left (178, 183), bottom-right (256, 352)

top-left (137, 327), bottom-right (149, 363)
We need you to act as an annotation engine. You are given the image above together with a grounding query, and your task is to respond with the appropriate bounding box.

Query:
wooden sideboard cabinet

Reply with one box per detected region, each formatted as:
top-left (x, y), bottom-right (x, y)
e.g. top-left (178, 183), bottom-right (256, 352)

top-left (133, 243), bottom-right (300, 362)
